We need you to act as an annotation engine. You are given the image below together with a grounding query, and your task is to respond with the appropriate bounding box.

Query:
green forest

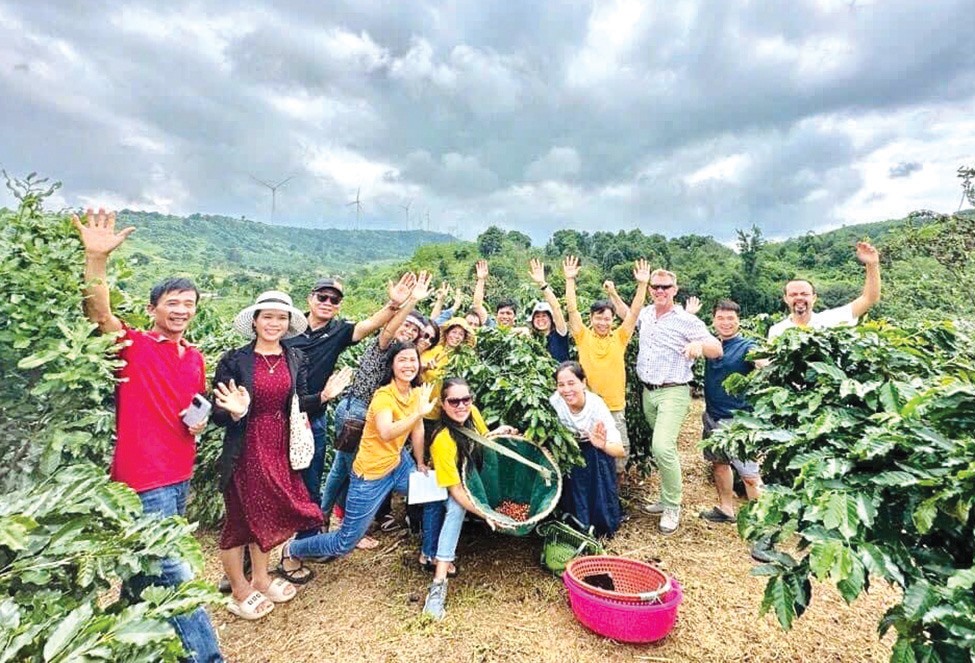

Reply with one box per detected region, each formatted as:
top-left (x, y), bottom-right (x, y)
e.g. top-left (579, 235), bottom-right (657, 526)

top-left (2, 168), bottom-right (975, 662)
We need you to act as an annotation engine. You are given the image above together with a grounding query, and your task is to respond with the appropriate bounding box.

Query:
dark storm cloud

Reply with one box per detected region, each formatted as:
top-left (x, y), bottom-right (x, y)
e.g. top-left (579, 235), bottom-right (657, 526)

top-left (1, 0), bottom-right (973, 242)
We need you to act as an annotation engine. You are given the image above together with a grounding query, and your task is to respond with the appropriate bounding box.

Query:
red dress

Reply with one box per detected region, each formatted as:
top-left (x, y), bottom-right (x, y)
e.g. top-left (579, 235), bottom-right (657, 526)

top-left (220, 353), bottom-right (323, 551)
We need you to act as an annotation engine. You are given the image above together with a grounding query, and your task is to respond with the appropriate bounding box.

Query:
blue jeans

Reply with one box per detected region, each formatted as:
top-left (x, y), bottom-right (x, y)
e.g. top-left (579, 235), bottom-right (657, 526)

top-left (319, 395), bottom-right (369, 516)
top-left (434, 496), bottom-right (466, 563)
top-left (421, 501), bottom-right (446, 560)
top-left (302, 411), bottom-right (332, 504)
top-left (127, 481), bottom-right (223, 663)
top-left (290, 447), bottom-right (415, 559)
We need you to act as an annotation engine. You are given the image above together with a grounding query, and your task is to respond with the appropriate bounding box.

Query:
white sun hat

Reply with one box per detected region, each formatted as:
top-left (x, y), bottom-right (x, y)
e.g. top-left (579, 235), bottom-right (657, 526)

top-left (232, 290), bottom-right (308, 339)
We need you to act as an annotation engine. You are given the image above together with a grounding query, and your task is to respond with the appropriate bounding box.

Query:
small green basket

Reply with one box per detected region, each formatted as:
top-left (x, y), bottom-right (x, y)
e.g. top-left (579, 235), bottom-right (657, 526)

top-left (537, 519), bottom-right (605, 577)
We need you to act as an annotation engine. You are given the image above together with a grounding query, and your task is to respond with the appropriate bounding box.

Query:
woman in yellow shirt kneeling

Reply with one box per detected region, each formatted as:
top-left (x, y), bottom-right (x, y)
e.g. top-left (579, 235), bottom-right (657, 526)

top-left (422, 377), bottom-right (517, 620)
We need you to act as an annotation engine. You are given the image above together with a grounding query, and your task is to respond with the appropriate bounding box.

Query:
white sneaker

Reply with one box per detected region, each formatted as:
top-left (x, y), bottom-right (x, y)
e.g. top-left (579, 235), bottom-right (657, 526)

top-left (644, 501), bottom-right (665, 515)
top-left (659, 506), bottom-right (681, 535)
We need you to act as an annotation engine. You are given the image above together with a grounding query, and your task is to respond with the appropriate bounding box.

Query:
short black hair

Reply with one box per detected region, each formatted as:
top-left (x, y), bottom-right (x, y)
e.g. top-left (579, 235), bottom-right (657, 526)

top-left (713, 299), bottom-right (740, 315)
top-left (149, 278), bottom-right (199, 307)
top-left (496, 298), bottom-right (517, 313)
top-left (589, 299), bottom-right (614, 315)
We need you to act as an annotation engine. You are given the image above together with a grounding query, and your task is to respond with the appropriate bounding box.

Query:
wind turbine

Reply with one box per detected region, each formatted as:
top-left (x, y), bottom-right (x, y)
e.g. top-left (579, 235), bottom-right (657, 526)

top-left (346, 187), bottom-right (363, 230)
top-left (400, 199), bottom-right (412, 231)
top-left (250, 174), bottom-right (295, 222)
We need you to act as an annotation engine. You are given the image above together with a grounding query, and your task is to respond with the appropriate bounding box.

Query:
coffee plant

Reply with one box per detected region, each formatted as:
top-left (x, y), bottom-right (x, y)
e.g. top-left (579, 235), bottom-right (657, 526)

top-left (706, 322), bottom-right (975, 662)
top-left (448, 327), bottom-right (583, 469)
top-left (0, 174), bottom-right (218, 661)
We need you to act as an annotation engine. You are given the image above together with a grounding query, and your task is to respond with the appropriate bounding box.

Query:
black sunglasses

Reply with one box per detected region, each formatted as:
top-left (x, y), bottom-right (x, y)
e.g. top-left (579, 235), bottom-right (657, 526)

top-left (650, 284), bottom-right (675, 291)
top-left (313, 292), bottom-right (343, 304)
top-left (444, 395), bottom-right (473, 407)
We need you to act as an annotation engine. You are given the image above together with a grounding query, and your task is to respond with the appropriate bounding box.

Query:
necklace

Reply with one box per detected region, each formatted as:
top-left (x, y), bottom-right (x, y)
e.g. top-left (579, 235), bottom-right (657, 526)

top-left (258, 353), bottom-right (284, 374)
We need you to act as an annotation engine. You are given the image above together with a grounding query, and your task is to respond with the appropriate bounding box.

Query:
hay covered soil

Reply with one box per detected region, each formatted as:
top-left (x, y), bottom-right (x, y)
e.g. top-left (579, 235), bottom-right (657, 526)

top-left (200, 400), bottom-right (898, 662)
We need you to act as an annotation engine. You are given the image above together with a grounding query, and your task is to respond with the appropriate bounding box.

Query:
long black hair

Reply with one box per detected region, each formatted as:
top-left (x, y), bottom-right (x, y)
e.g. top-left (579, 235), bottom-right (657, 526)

top-left (430, 377), bottom-right (483, 471)
top-left (380, 340), bottom-right (423, 388)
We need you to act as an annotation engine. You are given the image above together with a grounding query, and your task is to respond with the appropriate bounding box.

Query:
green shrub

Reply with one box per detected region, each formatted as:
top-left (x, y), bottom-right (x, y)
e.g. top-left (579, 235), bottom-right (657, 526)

top-left (706, 322), bottom-right (975, 661)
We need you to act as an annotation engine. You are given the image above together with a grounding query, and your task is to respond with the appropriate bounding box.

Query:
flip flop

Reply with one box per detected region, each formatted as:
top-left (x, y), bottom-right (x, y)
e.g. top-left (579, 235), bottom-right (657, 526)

top-left (226, 590), bottom-right (274, 621)
top-left (275, 542), bottom-right (316, 585)
top-left (259, 577), bottom-right (296, 603)
top-left (356, 535), bottom-right (380, 550)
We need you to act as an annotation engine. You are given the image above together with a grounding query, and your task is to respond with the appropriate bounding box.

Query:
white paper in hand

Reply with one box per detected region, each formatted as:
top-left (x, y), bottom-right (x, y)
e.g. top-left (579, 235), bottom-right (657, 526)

top-left (408, 471), bottom-right (447, 505)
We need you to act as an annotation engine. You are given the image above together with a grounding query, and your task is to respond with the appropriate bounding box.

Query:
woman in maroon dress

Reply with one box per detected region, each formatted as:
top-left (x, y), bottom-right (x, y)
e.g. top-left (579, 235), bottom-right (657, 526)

top-left (212, 291), bottom-right (351, 620)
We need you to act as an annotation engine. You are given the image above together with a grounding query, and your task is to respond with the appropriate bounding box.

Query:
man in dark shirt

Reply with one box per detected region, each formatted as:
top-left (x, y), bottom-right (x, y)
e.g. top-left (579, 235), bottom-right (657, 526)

top-left (700, 299), bottom-right (764, 524)
top-left (285, 273), bottom-right (417, 505)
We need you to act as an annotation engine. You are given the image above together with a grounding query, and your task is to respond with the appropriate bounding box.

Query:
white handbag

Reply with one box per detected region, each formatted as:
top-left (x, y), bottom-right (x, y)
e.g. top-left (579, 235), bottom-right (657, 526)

top-left (288, 392), bottom-right (315, 470)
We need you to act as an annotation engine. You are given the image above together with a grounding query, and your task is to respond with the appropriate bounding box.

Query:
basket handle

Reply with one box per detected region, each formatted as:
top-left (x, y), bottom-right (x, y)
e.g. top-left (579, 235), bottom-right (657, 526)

top-left (636, 576), bottom-right (672, 603)
top-left (453, 428), bottom-right (554, 485)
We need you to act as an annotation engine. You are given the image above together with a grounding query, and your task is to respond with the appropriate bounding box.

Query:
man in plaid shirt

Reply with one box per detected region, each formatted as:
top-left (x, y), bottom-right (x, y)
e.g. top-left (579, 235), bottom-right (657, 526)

top-left (636, 269), bottom-right (722, 534)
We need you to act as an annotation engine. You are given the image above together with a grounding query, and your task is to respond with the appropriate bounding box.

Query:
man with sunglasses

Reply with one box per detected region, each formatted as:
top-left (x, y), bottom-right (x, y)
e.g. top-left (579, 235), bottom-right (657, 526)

top-left (285, 273), bottom-right (418, 508)
top-left (636, 269), bottom-right (722, 535)
top-left (768, 241), bottom-right (881, 341)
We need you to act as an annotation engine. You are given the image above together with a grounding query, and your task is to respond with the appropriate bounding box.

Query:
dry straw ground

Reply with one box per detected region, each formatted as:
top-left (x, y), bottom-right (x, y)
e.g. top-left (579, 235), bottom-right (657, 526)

top-left (199, 400), bottom-right (898, 662)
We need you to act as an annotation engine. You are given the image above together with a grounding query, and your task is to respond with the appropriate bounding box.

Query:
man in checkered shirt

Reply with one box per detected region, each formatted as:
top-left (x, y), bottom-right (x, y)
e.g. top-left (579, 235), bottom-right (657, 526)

top-left (637, 268), bottom-right (722, 535)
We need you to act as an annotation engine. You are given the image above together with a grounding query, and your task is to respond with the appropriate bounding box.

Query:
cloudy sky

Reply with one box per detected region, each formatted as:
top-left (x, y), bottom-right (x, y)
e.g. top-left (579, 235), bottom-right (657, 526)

top-left (2, 0), bottom-right (973, 243)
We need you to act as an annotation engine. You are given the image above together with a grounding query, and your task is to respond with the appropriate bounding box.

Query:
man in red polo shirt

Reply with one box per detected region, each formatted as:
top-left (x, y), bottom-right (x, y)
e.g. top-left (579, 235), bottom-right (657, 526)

top-left (74, 208), bottom-right (222, 662)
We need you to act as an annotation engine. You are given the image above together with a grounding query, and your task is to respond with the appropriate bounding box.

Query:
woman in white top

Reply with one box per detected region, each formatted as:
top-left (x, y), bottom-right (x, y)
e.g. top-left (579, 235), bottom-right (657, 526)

top-left (550, 361), bottom-right (625, 536)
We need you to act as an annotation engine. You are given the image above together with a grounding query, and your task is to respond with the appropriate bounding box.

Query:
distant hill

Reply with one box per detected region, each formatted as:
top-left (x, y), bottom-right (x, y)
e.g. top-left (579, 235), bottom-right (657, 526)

top-left (117, 210), bottom-right (455, 277)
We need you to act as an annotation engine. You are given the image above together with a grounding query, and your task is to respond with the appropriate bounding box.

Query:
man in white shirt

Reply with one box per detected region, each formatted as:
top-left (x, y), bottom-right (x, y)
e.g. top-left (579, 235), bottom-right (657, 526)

top-left (767, 241), bottom-right (882, 341)
top-left (636, 268), bottom-right (722, 535)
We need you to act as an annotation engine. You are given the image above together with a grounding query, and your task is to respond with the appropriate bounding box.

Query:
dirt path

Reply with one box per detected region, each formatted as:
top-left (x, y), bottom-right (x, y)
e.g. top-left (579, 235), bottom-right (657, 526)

top-left (199, 399), bottom-right (897, 662)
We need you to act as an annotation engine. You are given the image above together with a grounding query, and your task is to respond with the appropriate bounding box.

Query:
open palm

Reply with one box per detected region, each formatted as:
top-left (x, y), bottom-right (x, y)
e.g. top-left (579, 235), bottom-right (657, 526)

top-left (72, 208), bottom-right (135, 256)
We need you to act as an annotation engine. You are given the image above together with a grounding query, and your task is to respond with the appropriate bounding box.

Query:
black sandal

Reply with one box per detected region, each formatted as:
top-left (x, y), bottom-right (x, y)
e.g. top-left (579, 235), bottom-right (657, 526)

top-left (275, 542), bottom-right (316, 585)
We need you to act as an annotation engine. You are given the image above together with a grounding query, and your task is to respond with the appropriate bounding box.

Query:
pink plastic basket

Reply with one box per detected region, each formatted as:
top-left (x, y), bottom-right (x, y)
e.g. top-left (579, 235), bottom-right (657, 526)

top-left (563, 557), bottom-right (682, 643)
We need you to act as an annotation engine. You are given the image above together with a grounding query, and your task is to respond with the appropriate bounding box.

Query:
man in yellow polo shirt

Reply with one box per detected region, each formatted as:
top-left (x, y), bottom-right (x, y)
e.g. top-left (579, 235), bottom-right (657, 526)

top-left (562, 255), bottom-right (650, 473)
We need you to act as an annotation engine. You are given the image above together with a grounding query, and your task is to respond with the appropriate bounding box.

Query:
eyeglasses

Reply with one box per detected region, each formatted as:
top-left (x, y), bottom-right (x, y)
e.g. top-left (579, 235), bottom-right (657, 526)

top-left (314, 292), bottom-right (343, 304)
top-left (444, 396), bottom-right (473, 407)
top-left (650, 284), bottom-right (675, 291)
top-left (421, 332), bottom-right (434, 341)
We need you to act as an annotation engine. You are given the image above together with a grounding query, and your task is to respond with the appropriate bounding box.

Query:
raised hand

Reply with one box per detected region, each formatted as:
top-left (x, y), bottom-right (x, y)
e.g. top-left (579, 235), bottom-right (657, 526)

top-left (411, 270), bottom-right (433, 301)
top-left (451, 287), bottom-right (464, 310)
top-left (436, 281), bottom-right (451, 301)
top-left (528, 258), bottom-right (547, 285)
top-left (214, 380), bottom-right (250, 419)
top-left (603, 280), bottom-right (618, 296)
top-left (684, 296), bottom-right (701, 316)
top-left (856, 241), bottom-right (880, 265)
top-left (71, 208), bottom-right (135, 257)
top-left (563, 255), bottom-right (580, 279)
top-left (416, 383), bottom-right (437, 417)
top-left (475, 259), bottom-right (489, 280)
top-left (388, 272), bottom-right (417, 306)
top-left (590, 421), bottom-right (607, 450)
top-left (322, 366), bottom-right (354, 402)
top-left (633, 258), bottom-right (651, 284)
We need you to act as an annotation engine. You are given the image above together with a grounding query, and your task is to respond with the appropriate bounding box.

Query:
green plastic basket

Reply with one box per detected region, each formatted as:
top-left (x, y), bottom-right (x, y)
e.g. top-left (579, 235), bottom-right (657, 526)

top-left (461, 435), bottom-right (562, 536)
top-left (537, 519), bottom-right (605, 577)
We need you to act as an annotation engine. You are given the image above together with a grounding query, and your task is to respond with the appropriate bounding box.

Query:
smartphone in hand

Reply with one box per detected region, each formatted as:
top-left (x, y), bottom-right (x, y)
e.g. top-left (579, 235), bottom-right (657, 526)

top-left (182, 393), bottom-right (212, 427)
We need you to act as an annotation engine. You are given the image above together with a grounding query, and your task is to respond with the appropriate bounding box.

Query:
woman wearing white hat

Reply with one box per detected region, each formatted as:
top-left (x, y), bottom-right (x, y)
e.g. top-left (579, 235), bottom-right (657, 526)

top-left (212, 291), bottom-right (353, 620)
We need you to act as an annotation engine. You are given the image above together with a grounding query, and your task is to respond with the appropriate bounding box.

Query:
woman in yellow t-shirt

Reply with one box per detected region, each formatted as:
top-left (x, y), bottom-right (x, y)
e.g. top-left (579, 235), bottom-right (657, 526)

top-left (285, 342), bottom-right (436, 563)
top-left (421, 377), bottom-right (517, 620)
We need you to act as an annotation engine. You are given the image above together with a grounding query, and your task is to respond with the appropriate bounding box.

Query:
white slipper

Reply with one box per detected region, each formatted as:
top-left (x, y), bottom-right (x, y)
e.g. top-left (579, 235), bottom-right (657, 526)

top-left (227, 590), bottom-right (274, 620)
top-left (260, 577), bottom-right (296, 603)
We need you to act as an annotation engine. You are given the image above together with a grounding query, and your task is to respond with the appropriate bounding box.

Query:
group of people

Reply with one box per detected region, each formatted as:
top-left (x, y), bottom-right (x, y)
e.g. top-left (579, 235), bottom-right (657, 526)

top-left (73, 207), bottom-right (881, 661)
